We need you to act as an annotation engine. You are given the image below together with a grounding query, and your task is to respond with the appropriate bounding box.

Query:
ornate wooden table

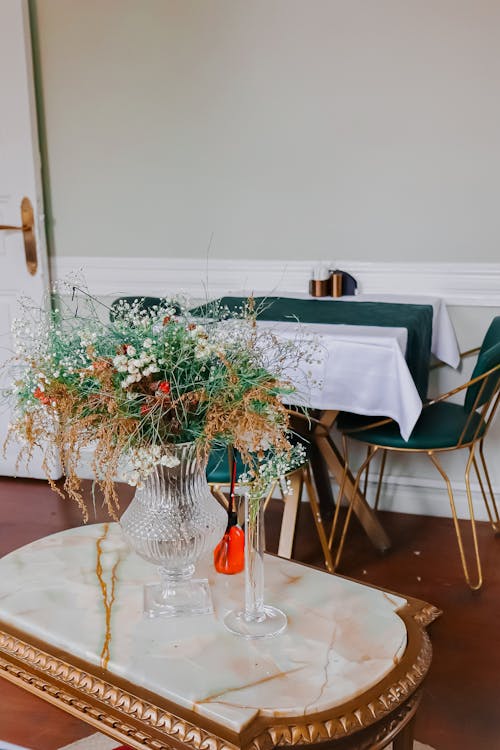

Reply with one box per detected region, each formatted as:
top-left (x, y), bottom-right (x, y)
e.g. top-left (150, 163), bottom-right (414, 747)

top-left (0, 523), bottom-right (439, 750)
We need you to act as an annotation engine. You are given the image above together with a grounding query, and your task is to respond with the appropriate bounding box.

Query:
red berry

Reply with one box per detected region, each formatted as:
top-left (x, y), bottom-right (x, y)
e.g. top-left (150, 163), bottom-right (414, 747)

top-left (158, 381), bottom-right (170, 394)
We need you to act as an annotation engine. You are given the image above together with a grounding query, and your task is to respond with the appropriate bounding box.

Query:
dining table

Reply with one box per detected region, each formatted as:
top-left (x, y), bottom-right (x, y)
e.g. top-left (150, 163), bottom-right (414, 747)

top-left (195, 294), bottom-right (460, 557)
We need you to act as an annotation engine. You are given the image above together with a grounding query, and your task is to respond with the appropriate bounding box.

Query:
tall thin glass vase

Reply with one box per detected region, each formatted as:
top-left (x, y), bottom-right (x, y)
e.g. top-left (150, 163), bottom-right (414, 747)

top-left (224, 494), bottom-right (287, 639)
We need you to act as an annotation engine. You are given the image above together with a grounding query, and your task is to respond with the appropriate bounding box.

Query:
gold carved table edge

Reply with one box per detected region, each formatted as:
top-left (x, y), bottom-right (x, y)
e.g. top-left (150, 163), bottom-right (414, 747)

top-left (0, 597), bottom-right (440, 750)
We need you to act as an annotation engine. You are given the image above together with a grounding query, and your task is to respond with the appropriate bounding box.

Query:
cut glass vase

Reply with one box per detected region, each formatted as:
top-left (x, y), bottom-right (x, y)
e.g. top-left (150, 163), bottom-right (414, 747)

top-left (120, 442), bottom-right (226, 618)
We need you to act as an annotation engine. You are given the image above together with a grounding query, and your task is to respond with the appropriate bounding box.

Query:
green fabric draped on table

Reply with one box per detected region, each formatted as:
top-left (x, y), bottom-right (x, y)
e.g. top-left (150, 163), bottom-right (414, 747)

top-left (192, 296), bottom-right (433, 398)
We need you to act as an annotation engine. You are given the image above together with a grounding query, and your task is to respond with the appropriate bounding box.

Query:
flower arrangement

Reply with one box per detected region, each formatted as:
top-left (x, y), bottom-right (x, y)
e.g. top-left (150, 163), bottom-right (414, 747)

top-left (4, 282), bottom-right (305, 520)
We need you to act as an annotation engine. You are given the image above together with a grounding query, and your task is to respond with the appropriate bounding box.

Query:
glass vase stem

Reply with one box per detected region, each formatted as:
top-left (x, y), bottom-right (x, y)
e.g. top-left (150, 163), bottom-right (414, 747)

top-left (244, 495), bottom-right (265, 621)
top-left (223, 493), bottom-right (287, 639)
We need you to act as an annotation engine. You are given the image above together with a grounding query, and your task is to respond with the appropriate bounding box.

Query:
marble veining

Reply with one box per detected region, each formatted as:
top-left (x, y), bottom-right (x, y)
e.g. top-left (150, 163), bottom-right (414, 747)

top-left (0, 523), bottom-right (407, 733)
top-left (95, 523), bottom-right (125, 669)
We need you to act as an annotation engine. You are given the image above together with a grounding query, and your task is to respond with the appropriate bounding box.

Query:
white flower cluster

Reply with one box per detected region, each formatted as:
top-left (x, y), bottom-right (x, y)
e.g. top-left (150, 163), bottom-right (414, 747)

top-left (125, 444), bottom-right (180, 486)
top-left (113, 341), bottom-right (161, 388)
top-left (185, 323), bottom-right (222, 360)
top-left (112, 298), bottom-right (178, 333)
top-left (238, 443), bottom-right (307, 503)
top-left (11, 312), bottom-right (70, 397)
top-left (79, 329), bottom-right (98, 347)
top-left (210, 318), bottom-right (252, 351)
top-left (11, 313), bottom-right (50, 360)
top-left (254, 324), bottom-right (324, 398)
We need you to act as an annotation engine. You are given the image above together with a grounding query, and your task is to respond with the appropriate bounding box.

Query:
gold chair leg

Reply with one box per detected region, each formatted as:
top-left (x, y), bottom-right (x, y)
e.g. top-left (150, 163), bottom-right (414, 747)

top-left (374, 449), bottom-right (387, 511)
top-left (302, 465), bottom-right (335, 573)
top-left (277, 469), bottom-right (303, 559)
top-left (471, 451), bottom-right (498, 533)
top-left (334, 445), bottom-right (379, 570)
top-left (315, 426), bottom-right (391, 552)
top-left (478, 440), bottom-right (500, 533)
top-left (428, 451), bottom-right (482, 591)
top-left (262, 483), bottom-right (276, 513)
top-left (362, 446), bottom-right (374, 499)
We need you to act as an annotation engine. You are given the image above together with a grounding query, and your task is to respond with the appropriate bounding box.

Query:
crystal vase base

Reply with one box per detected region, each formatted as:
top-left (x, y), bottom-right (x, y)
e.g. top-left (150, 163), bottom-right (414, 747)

top-left (224, 605), bottom-right (287, 639)
top-left (144, 566), bottom-right (214, 618)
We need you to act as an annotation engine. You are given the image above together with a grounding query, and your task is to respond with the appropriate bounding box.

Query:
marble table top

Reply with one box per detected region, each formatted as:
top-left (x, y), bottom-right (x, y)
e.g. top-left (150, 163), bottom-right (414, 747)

top-left (0, 523), bottom-right (411, 734)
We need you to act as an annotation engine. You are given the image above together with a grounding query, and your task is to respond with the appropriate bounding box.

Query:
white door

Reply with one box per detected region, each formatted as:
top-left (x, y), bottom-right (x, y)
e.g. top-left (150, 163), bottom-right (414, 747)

top-left (0, 0), bottom-right (58, 477)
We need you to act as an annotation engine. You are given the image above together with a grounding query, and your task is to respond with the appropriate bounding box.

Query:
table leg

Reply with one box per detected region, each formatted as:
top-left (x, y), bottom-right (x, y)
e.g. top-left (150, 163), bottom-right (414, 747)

top-left (313, 411), bottom-right (391, 554)
top-left (392, 713), bottom-right (416, 750)
top-left (309, 442), bottom-right (336, 521)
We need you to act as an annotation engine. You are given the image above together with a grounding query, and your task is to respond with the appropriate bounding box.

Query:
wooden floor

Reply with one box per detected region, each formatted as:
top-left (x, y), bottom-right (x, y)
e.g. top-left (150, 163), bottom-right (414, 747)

top-left (0, 476), bottom-right (499, 749)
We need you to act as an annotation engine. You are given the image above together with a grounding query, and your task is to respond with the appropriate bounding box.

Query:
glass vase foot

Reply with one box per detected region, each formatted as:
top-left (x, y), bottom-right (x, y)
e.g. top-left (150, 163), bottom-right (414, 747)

top-left (144, 579), bottom-right (213, 618)
top-left (224, 605), bottom-right (287, 639)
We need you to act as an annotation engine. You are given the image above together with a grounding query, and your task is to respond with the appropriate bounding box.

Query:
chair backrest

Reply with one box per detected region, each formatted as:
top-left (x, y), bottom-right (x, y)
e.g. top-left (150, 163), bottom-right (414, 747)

top-left (464, 341), bottom-right (500, 413)
top-left (207, 446), bottom-right (246, 485)
top-left (479, 316), bottom-right (500, 357)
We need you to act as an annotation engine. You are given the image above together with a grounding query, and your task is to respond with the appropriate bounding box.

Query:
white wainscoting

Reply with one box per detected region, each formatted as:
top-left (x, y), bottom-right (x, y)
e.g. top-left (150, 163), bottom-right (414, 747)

top-left (52, 256), bottom-right (500, 307)
top-left (51, 255), bottom-right (500, 520)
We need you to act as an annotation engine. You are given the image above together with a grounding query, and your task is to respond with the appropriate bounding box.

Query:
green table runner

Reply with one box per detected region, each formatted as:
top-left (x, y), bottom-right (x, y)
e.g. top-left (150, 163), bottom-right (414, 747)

top-left (194, 296), bottom-right (433, 398)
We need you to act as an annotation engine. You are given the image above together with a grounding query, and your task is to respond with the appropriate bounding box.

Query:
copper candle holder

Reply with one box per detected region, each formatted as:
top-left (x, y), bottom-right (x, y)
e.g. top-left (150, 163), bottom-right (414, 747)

top-left (330, 272), bottom-right (343, 297)
top-left (309, 278), bottom-right (329, 297)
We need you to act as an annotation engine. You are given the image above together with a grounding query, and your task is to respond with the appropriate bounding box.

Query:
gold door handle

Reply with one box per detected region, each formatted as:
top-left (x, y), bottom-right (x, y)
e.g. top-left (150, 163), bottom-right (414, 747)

top-left (0, 197), bottom-right (38, 275)
top-left (0, 223), bottom-right (29, 231)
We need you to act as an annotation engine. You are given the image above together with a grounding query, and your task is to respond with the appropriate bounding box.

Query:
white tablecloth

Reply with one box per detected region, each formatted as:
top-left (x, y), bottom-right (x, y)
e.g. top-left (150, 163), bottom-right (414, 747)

top-left (332, 293), bottom-right (460, 368)
top-left (257, 320), bottom-right (423, 441)
top-left (248, 292), bottom-right (460, 368)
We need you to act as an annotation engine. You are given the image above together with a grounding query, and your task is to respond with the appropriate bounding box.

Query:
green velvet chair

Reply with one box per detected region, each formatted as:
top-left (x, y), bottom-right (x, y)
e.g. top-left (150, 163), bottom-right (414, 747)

top-left (334, 317), bottom-right (500, 589)
top-left (207, 443), bottom-right (334, 572)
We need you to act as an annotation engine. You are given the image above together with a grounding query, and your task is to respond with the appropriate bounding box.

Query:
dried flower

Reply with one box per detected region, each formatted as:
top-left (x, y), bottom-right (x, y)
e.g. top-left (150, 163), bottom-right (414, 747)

top-left (3, 282), bottom-right (306, 521)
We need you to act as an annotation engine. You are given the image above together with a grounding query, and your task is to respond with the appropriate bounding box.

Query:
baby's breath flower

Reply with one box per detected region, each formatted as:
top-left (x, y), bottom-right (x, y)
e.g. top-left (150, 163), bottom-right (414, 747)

top-left (239, 444), bottom-right (307, 516)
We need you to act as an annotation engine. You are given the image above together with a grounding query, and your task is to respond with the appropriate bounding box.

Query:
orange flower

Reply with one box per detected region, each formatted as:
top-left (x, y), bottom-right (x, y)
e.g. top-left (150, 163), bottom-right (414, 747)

top-left (158, 381), bottom-right (171, 394)
top-left (33, 387), bottom-right (51, 406)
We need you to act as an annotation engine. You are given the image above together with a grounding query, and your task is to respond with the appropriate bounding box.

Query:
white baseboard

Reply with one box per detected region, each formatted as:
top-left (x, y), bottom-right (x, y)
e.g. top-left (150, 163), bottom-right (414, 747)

top-left (51, 256), bottom-right (500, 307)
top-left (352, 473), bottom-right (498, 522)
top-left (281, 471), bottom-right (496, 522)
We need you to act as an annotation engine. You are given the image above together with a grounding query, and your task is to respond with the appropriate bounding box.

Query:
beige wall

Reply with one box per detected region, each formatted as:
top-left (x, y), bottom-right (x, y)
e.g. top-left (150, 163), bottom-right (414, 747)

top-left (34, 0), bottom-right (500, 261)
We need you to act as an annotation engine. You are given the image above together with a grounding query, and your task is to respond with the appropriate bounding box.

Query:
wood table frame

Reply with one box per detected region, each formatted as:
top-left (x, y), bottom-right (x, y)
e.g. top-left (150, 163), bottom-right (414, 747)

top-left (295, 410), bottom-right (391, 555)
top-left (0, 590), bottom-right (439, 750)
